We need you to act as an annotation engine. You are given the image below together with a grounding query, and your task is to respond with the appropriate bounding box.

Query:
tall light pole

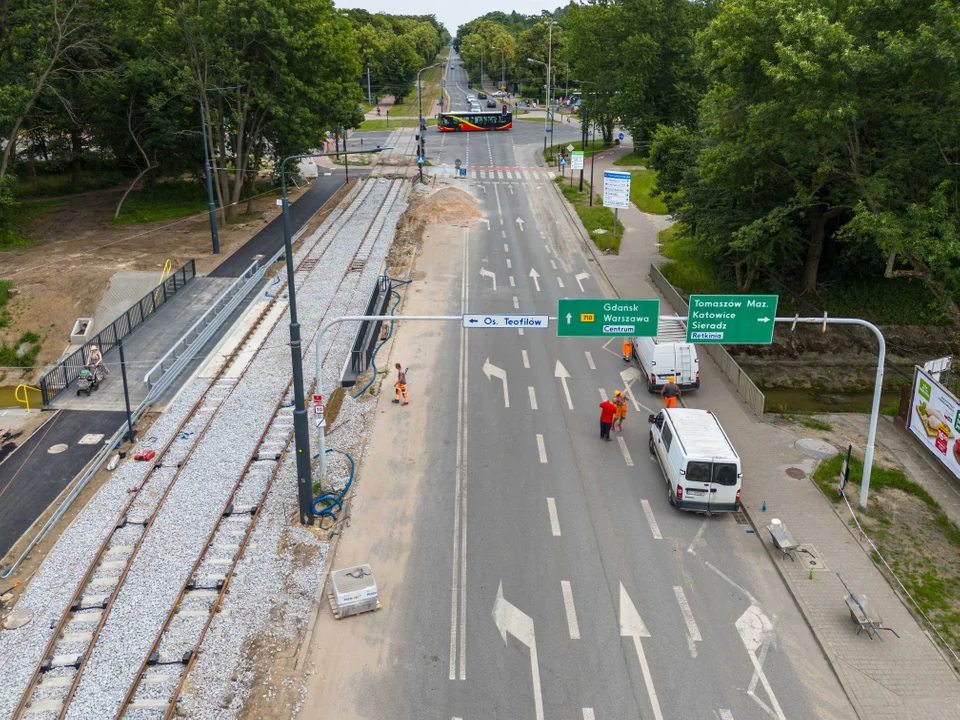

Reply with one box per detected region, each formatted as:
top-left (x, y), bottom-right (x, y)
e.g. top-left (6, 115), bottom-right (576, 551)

top-left (199, 85), bottom-right (241, 254)
top-left (417, 62), bottom-right (442, 183)
top-left (545, 20), bottom-right (559, 151)
top-left (527, 57), bottom-right (549, 155)
top-left (493, 46), bottom-right (506, 91)
top-left (278, 146), bottom-right (390, 524)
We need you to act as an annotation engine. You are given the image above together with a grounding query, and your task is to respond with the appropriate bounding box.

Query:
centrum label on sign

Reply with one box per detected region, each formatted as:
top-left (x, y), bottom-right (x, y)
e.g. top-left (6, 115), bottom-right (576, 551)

top-left (686, 294), bottom-right (778, 344)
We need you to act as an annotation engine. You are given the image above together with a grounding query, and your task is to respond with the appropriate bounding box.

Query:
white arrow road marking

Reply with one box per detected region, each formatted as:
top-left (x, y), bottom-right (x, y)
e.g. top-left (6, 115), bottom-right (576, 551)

top-left (719, 712), bottom-right (735, 720)
top-left (479, 267), bottom-right (497, 291)
top-left (687, 520), bottom-right (708, 555)
top-left (620, 367), bottom-right (655, 414)
top-left (617, 436), bottom-right (634, 466)
top-left (705, 561), bottom-right (761, 607)
top-left (582, 711), bottom-right (596, 720)
top-left (529, 268), bottom-right (541, 292)
top-left (560, 581), bottom-right (581, 639)
top-left (673, 586), bottom-right (702, 658)
top-left (528, 386), bottom-right (538, 410)
top-left (737, 605), bottom-right (785, 720)
top-left (536, 434), bottom-right (547, 463)
top-left (585, 351), bottom-right (596, 370)
top-left (641, 499), bottom-right (662, 539)
top-left (506, 258), bottom-right (512, 269)
top-left (557, 277), bottom-right (564, 288)
top-left (575, 272), bottom-right (590, 292)
top-left (509, 185), bottom-right (514, 195)
top-left (550, 259), bottom-right (557, 270)
top-left (516, 217), bottom-right (525, 231)
top-left (482, 358), bottom-right (509, 408)
top-left (547, 498), bottom-right (561, 536)
top-left (504, 242), bottom-right (509, 251)
top-left (513, 296), bottom-right (519, 309)
top-left (509, 276), bottom-right (515, 287)
top-left (555, 360), bottom-right (573, 410)
top-left (493, 581), bottom-right (544, 720)
top-left (620, 583), bottom-right (663, 720)
top-left (522, 350), bottom-right (530, 368)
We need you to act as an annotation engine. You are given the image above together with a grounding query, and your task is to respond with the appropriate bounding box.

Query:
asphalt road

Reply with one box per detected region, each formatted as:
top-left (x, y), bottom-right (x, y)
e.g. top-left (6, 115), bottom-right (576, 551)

top-left (306, 53), bottom-right (849, 720)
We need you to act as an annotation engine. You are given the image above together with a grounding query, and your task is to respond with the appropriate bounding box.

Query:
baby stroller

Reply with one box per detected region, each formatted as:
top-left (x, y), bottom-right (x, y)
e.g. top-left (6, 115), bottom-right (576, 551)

top-left (76, 364), bottom-right (107, 396)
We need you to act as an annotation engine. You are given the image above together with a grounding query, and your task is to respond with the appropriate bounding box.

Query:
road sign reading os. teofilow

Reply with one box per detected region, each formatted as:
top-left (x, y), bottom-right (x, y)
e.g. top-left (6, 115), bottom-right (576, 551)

top-left (557, 299), bottom-right (660, 337)
top-left (686, 294), bottom-right (779, 344)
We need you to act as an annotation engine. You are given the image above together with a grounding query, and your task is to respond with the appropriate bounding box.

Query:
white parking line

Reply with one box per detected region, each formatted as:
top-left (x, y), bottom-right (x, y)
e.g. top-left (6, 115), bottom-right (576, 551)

top-left (528, 386), bottom-right (538, 410)
top-left (557, 277), bottom-right (564, 288)
top-left (544, 244), bottom-right (551, 253)
top-left (719, 711), bottom-right (734, 720)
top-left (687, 520), bottom-right (707, 555)
top-left (547, 498), bottom-right (561, 536)
top-left (513, 296), bottom-right (519, 309)
top-left (551, 259), bottom-right (557, 270)
top-left (641, 499), bottom-right (662, 539)
top-left (506, 259), bottom-right (512, 269)
top-left (561, 581), bottom-right (581, 639)
top-left (509, 276), bottom-right (515, 287)
top-left (673, 585), bottom-right (702, 646)
top-left (537, 434), bottom-right (547, 463)
top-left (518, 328), bottom-right (524, 336)
top-left (617, 436), bottom-right (634, 466)
top-left (585, 351), bottom-right (596, 370)
top-left (599, 388), bottom-right (608, 402)
top-left (522, 350), bottom-right (530, 368)
top-left (503, 243), bottom-right (508, 252)
top-left (582, 711), bottom-right (596, 720)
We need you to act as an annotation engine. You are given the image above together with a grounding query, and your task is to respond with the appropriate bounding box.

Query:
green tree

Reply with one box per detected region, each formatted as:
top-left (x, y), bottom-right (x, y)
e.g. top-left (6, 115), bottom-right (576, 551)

top-left (379, 34), bottom-right (420, 101)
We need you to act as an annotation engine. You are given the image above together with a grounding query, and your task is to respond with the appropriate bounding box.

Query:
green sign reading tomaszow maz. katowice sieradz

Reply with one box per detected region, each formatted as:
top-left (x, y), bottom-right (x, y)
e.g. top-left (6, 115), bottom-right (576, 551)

top-left (557, 298), bottom-right (660, 337)
top-left (686, 294), bottom-right (779, 344)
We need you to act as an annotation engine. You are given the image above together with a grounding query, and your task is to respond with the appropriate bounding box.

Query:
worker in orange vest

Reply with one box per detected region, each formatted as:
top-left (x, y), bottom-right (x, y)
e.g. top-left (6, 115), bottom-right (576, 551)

top-left (622, 338), bottom-right (632, 362)
top-left (393, 363), bottom-right (408, 405)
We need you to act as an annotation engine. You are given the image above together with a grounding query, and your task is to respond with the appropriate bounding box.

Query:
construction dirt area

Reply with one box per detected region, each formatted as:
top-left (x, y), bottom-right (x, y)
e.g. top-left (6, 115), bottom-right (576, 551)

top-left (0, 181), bottom-right (346, 385)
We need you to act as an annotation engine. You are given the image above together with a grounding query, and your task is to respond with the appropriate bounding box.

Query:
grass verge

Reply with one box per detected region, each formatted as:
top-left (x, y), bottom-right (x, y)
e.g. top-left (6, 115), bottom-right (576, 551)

top-left (658, 225), bottom-right (727, 294)
top-left (0, 280), bottom-right (11, 328)
top-left (109, 180), bottom-right (208, 225)
top-left (358, 118), bottom-right (438, 131)
top-left (0, 200), bottom-right (62, 252)
top-left (330, 153), bottom-right (374, 166)
top-left (813, 453), bottom-right (960, 655)
top-left (801, 417), bottom-right (833, 431)
top-left (614, 151), bottom-right (648, 166)
top-left (0, 330), bottom-right (43, 369)
top-left (554, 177), bottom-right (622, 253)
top-left (629, 169), bottom-right (667, 214)
top-left (546, 140), bottom-right (611, 159)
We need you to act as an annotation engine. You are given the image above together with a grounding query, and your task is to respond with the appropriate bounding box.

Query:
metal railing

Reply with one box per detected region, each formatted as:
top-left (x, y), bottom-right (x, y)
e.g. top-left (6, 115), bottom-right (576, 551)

top-left (343, 275), bottom-right (394, 384)
top-left (38, 259), bottom-right (196, 406)
top-left (649, 263), bottom-right (766, 417)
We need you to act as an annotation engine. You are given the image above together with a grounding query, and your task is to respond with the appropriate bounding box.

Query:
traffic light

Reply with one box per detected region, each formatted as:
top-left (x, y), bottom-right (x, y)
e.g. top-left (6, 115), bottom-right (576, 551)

top-left (502, 104), bottom-right (507, 116)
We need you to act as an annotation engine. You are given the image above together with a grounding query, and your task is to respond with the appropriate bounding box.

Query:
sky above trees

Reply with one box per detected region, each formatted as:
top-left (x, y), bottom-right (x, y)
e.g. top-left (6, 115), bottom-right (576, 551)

top-left (341, 0), bottom-right (557, 38)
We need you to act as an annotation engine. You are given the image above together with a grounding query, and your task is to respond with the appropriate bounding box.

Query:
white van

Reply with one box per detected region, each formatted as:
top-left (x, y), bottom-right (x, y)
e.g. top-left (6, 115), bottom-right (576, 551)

top-left (633, 318), bottom-right (699, 393)
top-left (647, 408), bottom-right (741, 514)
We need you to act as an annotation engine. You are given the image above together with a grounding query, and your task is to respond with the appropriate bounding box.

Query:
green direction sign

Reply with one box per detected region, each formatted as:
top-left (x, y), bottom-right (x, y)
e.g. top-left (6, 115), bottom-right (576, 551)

top-left (558, 298), bottom-right (660, 337)
top-left (686, 294), bottom-right (779, 344)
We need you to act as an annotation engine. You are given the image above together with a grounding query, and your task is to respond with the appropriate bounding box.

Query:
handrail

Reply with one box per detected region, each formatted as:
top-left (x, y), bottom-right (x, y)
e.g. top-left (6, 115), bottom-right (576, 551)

top-left (153, 259), bottom-right (173, 305)
top-left (15, 384), bottom-right (40, 413)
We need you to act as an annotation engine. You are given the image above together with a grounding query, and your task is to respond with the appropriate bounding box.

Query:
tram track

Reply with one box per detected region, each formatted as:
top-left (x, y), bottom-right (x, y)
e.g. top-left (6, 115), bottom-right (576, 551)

top-left (5, 179), bottom-right (400, 720)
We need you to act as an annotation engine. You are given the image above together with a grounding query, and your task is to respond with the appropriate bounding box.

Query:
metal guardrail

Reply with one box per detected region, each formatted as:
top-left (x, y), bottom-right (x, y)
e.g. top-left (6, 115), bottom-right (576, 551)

top-left (1, 253), bottom-right (278, 580)
top-left (145, 259), bottom-right (263, 389)
top-left (342, 275), bottom-right (393, 385)
top-left (649, 263), bottom-right (766, 417)
top-left (38, 259), bottom-right (197, 406)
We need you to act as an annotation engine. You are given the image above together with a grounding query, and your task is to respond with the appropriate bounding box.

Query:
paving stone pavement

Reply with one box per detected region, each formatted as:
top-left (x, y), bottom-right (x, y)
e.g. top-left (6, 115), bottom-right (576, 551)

top-left (563, 143), bottom-right (960, 719)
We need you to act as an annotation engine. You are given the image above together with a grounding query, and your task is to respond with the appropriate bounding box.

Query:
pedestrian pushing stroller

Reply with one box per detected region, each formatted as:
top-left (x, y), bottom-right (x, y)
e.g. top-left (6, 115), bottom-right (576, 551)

top-left (76, 364), bottom-right (107, 396)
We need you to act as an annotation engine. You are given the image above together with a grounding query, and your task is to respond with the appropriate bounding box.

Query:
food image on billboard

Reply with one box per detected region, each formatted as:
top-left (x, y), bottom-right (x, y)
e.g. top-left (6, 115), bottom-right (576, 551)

top-left (907, 366), bottom-right (960, 480)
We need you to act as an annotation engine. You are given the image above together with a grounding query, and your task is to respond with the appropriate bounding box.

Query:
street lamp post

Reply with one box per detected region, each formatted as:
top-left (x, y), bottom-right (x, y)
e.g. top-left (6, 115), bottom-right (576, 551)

top-left (546, 21), bottom-right (559, 155)
top-left (527, 57), bottom-right (549, 155)
top-left (417, 62), bottom-right (442, 183)
top-left (277, 146), bottom-right (390, 524)
top-left (199, 85), bottom-right (242, 254)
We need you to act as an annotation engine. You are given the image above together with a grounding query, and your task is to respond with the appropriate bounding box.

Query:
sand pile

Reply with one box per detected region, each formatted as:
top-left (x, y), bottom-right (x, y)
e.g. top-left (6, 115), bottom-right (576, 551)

top-left (408, 187), bottom-right (483, 227)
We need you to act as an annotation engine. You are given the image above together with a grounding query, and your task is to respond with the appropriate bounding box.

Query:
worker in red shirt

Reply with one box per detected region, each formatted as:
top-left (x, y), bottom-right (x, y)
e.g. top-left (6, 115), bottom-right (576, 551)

top-left (599, 398), bottom-right (617, 441)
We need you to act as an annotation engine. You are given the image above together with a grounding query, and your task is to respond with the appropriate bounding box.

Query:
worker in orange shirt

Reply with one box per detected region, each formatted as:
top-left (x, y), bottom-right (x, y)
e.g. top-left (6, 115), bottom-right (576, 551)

top-left (661, 376), bottom-right (680, 409)
top-left (613, 390), bottom-right (627, 431)
top-left (622, 338), bottom-right (633, 362)
top-left (392, 363), bottom-right (408, 405)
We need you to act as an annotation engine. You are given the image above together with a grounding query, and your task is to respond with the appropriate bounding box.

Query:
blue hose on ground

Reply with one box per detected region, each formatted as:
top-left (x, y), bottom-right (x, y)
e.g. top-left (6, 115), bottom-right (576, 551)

top-left (312, 448), bottom-right (355, 521)
top-left (352, 290), bottom-right (402, 398)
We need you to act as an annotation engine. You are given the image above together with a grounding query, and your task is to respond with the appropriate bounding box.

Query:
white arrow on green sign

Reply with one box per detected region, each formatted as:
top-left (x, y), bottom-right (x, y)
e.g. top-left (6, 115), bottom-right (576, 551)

top-left (686, 294), bottom-right (779, 344)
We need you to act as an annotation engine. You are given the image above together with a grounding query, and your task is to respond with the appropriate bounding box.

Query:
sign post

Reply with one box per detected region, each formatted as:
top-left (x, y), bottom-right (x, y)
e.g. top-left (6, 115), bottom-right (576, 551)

top-left (685, 294), bottom-right (779, 344)
top-left (602, 171), bottom-right (631, 241)
top-left (557, 299), bottom-right (659, 337)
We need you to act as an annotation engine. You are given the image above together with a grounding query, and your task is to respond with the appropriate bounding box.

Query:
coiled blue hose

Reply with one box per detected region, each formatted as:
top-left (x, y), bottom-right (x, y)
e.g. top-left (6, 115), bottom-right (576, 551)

top-left (312, 448), bottom-right (354, 521)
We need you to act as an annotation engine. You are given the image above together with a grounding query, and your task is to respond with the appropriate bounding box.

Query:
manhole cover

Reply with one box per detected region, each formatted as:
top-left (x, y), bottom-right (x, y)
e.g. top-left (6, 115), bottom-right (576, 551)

top-left (785, 467), bottom-right (807, 479)
top-left (797, 543), bottom-right (828, 571)
top-left (47, 443), bottom-right (68, 455)
top-left (78, 433), bottom-right (104, 445)
top-left (2, 609), bottom-right (33, 629)
top-left (795, 438), bottom-right (837, 460)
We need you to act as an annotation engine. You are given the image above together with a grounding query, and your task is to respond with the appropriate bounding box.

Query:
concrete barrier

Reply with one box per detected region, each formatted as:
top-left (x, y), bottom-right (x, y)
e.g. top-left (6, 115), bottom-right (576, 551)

top-left (649, 263), bottom-right (765, 417)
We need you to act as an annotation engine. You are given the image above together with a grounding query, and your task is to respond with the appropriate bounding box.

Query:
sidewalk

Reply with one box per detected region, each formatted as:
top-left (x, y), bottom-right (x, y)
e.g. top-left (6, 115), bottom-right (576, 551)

top-left (569, 145), bottom-right (960, 719)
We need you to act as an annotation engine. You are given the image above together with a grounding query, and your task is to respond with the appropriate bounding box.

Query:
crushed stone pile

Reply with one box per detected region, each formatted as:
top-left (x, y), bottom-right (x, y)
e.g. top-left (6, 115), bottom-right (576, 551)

top-left (408, 188), bottom-right (483, 227)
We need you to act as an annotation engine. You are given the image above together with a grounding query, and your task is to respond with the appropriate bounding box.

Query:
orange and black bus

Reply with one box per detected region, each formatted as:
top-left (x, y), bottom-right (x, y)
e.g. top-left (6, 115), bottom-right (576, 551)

top-left (437, 110), bottom-right (512, 132)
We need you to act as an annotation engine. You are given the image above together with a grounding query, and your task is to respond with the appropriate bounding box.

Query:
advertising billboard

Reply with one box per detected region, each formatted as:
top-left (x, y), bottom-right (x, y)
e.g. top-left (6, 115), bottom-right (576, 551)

top-left (907, 366), bottom-right (960, 481)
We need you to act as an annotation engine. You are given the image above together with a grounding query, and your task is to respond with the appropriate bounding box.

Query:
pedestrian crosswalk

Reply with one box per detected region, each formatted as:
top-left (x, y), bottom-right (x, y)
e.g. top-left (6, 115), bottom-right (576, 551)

top-left (425, 166), bottom-right (559, 180)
